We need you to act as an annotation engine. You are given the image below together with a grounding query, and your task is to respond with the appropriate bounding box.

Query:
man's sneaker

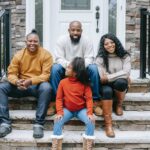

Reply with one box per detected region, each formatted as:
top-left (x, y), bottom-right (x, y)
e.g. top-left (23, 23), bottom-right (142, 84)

top-left (33, 124), bottom-right (44, 138)
top-left (0, 124), bottom-right (12, 138)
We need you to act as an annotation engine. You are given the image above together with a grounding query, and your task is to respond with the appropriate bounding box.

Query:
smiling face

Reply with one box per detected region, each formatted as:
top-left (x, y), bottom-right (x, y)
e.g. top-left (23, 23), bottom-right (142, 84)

top-left (68, 21), bottom-right (82, 44)
top-left (26, 34), bottom-right (39, 52)
top-left (104, 38), bottom-right (116, 54)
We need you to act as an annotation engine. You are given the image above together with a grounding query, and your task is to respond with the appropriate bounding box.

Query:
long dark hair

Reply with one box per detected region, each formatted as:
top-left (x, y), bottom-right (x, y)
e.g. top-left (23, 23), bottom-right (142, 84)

top-left (97, 33), bottom-right (130, 72)
top-left (71, 57), bottom-right (89, 85)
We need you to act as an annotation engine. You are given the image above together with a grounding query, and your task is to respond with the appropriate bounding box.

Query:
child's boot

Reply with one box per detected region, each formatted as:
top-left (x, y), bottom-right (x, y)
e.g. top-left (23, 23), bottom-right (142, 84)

top-left (51, 135), bottom-right (63, 150)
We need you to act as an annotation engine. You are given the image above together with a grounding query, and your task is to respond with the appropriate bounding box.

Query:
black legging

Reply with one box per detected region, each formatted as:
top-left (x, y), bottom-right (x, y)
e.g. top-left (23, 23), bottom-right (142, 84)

top-left (101, 78), bottom-right (128, 100)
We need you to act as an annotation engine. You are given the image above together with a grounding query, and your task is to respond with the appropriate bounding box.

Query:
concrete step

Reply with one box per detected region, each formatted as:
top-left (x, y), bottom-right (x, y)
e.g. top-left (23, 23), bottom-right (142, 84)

top-left (129, 78), bottom-right (150, 93)
top-left (10, 110), bottom-right (150, 131)
top-left (0, 130), bottom-right (150, 150)
top-left (9, 92), bottom-right (150, 111)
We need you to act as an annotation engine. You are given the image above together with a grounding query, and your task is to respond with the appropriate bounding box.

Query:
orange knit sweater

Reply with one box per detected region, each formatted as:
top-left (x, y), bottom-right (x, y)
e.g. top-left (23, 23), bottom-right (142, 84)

top-left (56, 77), bottom-right (93, 115)
top-left (7, 47), bottom-right (53, 85)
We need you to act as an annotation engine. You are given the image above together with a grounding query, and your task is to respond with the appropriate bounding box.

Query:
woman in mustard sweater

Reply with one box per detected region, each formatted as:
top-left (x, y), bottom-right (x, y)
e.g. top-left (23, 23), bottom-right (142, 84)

top-left (0, 29), bottom-right (53, 138)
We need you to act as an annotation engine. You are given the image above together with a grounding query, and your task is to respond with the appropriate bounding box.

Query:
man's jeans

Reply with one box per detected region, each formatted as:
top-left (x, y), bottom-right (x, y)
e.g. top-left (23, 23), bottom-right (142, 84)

top-left (0, 82), bottom-right (52, 126)
top-left (53, 108), bottom-right (95, 136)
top-left (50, 64), bottom-right (101, 100)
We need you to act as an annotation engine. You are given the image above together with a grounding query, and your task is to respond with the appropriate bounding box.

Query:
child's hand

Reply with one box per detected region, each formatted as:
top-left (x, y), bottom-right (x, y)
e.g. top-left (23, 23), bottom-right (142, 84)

top-left (88, 115), bottom-right (95, 124)
top-left (55, 114), bottom-right (63, 122)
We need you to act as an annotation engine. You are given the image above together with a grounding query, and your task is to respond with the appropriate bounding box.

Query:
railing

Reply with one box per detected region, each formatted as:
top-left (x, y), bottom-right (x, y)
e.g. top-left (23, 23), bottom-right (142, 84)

top-left (140, 8), bottom-right (150, 78)
top-left (0, 9), bottom-right (11, 79)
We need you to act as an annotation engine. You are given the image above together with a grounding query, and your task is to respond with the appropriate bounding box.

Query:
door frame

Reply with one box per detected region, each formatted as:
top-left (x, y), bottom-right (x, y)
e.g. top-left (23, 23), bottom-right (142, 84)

top-left (26, 0), bottom-right (126, 52)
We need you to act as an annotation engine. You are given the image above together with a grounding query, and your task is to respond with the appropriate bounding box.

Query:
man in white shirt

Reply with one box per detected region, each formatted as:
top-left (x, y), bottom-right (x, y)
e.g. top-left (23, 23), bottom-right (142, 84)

top-left (48, 21), bottom-right (102, 115)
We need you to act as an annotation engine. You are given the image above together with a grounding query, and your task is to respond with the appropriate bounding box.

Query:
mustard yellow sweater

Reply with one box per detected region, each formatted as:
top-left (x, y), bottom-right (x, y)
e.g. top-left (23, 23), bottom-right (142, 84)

top-left (7, 47), bottom-right (53, 85)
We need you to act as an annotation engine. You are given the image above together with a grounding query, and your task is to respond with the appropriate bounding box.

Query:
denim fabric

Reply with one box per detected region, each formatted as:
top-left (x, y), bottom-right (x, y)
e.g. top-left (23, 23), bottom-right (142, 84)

top-left (53, 108), bottom-right (95, 136)
top-left (101, 78), bottom-right (128, 100)
top-left (0, 82), bottom-right (52, 125)
top-left (50, 64), bottom-right (101, 100)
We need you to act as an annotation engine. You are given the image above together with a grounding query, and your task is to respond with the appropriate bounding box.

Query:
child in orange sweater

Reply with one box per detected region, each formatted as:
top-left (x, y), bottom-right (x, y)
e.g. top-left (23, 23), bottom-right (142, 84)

top-left (51, 57), bottom-right (95, 149)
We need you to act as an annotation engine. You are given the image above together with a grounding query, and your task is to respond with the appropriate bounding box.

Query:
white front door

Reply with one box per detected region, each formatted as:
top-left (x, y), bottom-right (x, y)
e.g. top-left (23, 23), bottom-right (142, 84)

top-left (49, 0), bottom-right (108, 56)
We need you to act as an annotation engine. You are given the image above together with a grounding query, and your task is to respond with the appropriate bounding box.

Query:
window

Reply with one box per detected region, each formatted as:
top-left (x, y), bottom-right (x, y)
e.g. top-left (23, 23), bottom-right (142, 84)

top-left (109, 0), bottom-right (117, 35)
top-left (35, 0), bottom-right (43, 45)
top-left (61, 0), bottom-right (91, 10)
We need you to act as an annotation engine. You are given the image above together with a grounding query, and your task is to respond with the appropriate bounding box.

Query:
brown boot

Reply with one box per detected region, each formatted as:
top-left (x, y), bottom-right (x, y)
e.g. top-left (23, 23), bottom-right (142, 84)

top-left (93, 101), bottom-right (103, 116)
top-left (83, 134), bottom-right (95, 150)
top-left (102, 100), bottom-right (115, 138)
top-left (114, 90), bottom-right (126, 116)
top-left (51, 135), bottom-right (63, 150)
top-left (47, 102), bottom-right (56, 116)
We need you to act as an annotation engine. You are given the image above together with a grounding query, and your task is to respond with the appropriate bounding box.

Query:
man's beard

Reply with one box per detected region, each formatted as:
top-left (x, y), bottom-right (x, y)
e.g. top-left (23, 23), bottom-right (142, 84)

top-left (70, 35), bottom-right (81, 44)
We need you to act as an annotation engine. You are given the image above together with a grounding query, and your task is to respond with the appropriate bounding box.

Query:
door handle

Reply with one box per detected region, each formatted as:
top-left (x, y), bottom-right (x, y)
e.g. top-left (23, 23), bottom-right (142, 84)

top-left (95, 6), bottom-right (100, 33)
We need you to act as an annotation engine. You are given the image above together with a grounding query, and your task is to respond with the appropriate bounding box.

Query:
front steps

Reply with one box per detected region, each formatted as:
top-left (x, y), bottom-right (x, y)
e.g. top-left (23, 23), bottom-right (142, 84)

top-left (0, 74), bottom-right (150, 149)
top-left (1, 130), bottom-right (150, 150)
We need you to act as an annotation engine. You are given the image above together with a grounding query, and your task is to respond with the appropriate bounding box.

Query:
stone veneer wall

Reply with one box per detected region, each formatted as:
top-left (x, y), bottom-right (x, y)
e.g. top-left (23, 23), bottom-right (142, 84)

top-left (0, 0), bottom-right (150, 69)
top-left (126, 0), bottom-right (150, 69)
top-left (0, 0), bottom-right (26, 57)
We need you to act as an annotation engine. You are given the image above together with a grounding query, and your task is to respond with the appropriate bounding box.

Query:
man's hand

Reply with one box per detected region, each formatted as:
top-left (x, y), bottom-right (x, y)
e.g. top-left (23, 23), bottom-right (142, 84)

top-left (22, 79), bottom-right (32, 88)
top-left (16, 79), bottom-right (26, 90)
top-left (16, 79), bottom-right (32, 90)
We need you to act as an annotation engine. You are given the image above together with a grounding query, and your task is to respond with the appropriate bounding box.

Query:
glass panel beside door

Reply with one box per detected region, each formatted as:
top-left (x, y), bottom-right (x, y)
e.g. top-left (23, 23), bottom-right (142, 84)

top-left (61, 0), bottom-right (91, 10)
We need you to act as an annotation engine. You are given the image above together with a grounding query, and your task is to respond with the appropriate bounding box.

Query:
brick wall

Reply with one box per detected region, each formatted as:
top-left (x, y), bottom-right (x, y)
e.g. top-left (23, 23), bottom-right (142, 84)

top-left (126, 0), bottom-right (150, 69)
top-left (0, 0), bottom-right (26, 56)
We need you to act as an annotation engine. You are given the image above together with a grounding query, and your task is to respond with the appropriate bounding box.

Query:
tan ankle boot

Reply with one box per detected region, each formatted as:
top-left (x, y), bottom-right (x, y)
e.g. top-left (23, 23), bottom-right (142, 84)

top-left (47, 102), bottom-right (56, 116)
top-left (93, 101), bottom-right (103, 116)
top-left (102, 100), bottom-right (115, 138)
top-left (114, 90), bottom-right (126, 116)
top-left (51, 135), bottom-right (63, 150)
top-left (83, 134), bottom-right (95, 150)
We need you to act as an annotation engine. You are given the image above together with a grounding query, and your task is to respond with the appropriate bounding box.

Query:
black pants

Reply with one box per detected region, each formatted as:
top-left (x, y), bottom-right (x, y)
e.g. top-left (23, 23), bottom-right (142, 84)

top-left (101, 78), bottom-right (128, 100)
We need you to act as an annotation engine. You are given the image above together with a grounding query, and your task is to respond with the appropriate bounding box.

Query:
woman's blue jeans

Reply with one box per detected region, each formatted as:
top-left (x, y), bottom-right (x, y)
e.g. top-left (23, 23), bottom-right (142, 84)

top-left (0, 82), bottom-right (52, 125)
top-left (53, 108), bottom-right (95, 136)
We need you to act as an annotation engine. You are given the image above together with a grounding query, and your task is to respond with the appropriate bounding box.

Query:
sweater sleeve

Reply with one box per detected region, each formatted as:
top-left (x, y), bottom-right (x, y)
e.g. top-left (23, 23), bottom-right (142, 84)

top-left (55, 37), bottom-right (69, 69)
top-left (7, 53), bottom-right (20, 85)
top-left (56, 82), bottom-right (64, 115)
top-left (95, 57), bottom-right (106, 77)
top-left (30, 52), bottom-right (53, 85)
top-left (107, 55), bottom-right (131, 82)
top-left (84, 38), bottom-right (94, 67)
top-left (84, 86), bottom-right (93, 115)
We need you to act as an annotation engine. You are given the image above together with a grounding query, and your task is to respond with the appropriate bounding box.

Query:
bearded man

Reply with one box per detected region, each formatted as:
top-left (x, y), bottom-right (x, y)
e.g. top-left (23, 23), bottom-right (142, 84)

top-left (48, 21), bottom-right (102, 116)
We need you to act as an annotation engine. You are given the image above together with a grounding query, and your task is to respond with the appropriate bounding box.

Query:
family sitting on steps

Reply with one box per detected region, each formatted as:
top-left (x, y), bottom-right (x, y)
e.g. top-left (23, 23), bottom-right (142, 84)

top-left (0, 21), bottom-right (131, 150)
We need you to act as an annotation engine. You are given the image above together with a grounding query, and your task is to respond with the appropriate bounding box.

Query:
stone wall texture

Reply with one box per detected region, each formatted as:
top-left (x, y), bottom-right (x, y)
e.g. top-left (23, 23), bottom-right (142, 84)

top-left (0, 0), bottom-right (26, 56)
top-left (0, 0), bottom-right (150, 68)
top-left (126, 0), bottom-right (150, 69)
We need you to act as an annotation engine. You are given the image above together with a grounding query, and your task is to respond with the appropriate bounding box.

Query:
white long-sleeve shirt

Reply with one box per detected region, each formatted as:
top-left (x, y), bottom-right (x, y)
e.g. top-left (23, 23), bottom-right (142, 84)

top-left (54, 34), bottom-right (94, 68)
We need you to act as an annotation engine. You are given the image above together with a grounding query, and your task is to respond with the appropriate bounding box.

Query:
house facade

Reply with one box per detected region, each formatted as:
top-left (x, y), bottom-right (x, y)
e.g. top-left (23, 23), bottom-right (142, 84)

top-left (0, 0), bottom-right (150, 69)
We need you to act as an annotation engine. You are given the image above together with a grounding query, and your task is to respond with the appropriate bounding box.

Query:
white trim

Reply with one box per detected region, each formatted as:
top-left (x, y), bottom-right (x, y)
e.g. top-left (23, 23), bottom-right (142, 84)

top-left (26, 0), bottom-right (35, 35)
top-left (51, 135), bottom-right (63, 139)
top-left (43, 0), bottom-right (51, 51)
top-left (83, 134), bottom-right (95, 139)
top-left (116, 0), bottom-right (126, 47)
top-left (101, 0), bottom-right (109, 35)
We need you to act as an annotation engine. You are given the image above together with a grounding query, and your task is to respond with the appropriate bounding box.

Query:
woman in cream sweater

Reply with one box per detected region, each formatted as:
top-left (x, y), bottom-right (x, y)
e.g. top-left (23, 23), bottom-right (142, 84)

top-left (95, 33), bottom-right (131, 138)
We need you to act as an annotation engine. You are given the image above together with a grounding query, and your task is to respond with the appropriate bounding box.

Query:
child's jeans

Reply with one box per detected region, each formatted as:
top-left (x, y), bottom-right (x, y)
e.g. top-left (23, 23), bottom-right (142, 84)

top-left (53, 108), bottom-right (95, 136)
